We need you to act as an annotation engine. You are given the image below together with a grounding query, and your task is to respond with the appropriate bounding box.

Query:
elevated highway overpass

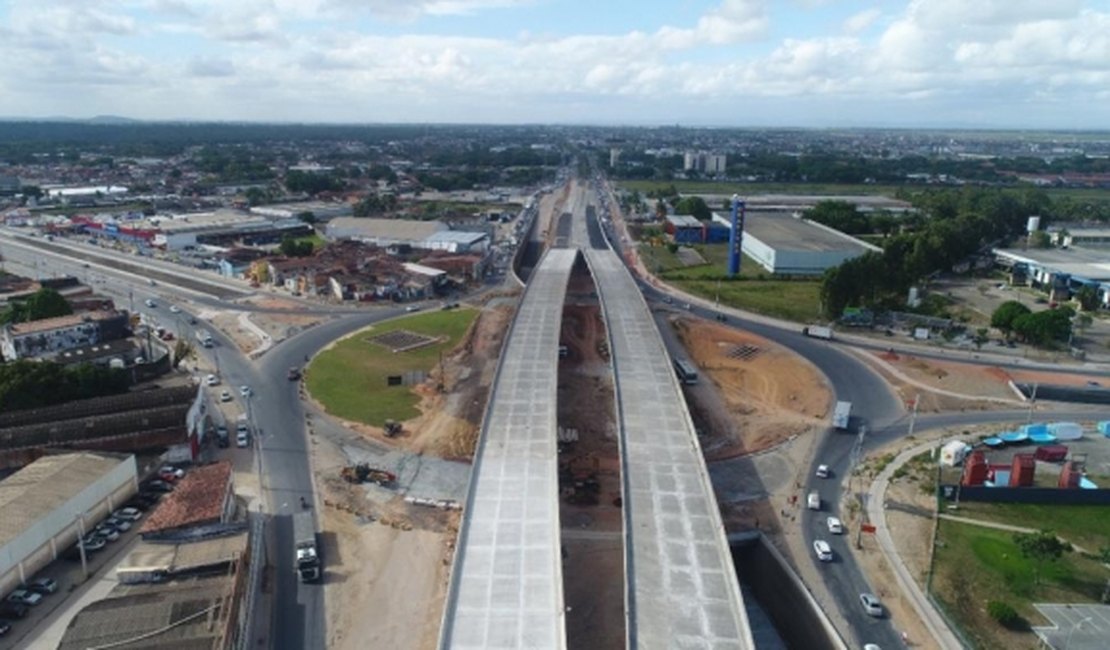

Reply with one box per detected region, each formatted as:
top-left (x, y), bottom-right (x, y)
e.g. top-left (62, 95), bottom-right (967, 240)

top-left (441, 181), bottom-right (752, 649)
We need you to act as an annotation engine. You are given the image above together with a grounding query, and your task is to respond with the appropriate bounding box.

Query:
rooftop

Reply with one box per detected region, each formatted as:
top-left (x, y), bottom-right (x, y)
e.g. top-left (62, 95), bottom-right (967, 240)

top-left (141, 461), bottom-right (233, 535)
top-left (740, 211), bottom-right (872, 253)
top-left (666, 214), bottom-right (703, 228)
top-left (0, 452), bottom-right (133, 548)
top-left (6, 309), bottom-right (123, 336)
top-left (120, 532), bottom-right (249, 575)
top-left (994, 246), bottom-right (1110, 282)
top-left (326, 217), bottom-right (448, 242)
top-left (424, 230), bottom-right (488, 244)
top-left (56, 573), bottom-right (236, 650)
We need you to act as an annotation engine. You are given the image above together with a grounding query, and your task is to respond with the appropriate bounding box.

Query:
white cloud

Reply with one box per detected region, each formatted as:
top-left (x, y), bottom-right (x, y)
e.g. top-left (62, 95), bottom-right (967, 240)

top-left (843, 8), bottom-right (881, 35)
top-left (187, 56), bottom-right (236, 77)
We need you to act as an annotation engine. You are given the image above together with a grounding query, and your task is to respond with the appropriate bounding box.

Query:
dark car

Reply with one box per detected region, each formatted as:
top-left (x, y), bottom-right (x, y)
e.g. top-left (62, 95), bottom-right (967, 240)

top-left (27, 577), bottom-right (58, 595)
top-left (146, 480), bottom-right (174, 493)
top-left (0, 602), bottom-right (28, 620)
top-left (0, 619), bottom-right (11, 636)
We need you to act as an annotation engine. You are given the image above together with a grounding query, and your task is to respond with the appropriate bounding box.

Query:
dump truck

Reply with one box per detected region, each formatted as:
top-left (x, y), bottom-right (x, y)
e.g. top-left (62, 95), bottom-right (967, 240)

top-left (833, 401), bottom-right (852, 430)
top-left (293, 511), bottom-right (320, 583)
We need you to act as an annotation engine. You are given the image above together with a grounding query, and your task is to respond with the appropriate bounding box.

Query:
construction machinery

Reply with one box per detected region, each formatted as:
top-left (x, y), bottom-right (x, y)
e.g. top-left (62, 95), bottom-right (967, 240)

top-left (341, 463), bottom-right (397, 487)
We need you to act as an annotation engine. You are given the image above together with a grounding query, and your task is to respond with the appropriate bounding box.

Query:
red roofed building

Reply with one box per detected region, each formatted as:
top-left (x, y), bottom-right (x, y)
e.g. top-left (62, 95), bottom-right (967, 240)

top-left (140, 461), bottom-right (236, 540)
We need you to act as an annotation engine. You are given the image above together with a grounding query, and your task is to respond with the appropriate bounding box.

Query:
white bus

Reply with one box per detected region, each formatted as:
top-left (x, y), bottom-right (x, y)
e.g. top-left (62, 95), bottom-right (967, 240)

top-left (673, 358), bottom-right (699, 385)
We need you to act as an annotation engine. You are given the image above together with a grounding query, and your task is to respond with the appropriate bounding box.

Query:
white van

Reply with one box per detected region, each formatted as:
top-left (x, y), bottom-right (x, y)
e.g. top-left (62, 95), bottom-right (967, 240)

top-left (807, 492), bottom-right (821, 510)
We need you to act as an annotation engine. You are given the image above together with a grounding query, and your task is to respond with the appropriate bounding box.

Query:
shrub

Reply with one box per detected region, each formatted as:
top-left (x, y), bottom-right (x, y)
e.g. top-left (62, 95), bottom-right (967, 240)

top-left (987, 600), bottom-right (1021, 628)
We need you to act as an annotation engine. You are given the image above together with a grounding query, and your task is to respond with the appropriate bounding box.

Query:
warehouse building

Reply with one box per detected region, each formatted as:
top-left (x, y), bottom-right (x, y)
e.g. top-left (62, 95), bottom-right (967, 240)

top-left (712, 211), bottom-right (879, 275)
top-left (0, 452), bottom-right (138, 594)
top-left (993, 246), bottom-right (1110, 308)
top-left (325, 217), bottom-right (448, 247)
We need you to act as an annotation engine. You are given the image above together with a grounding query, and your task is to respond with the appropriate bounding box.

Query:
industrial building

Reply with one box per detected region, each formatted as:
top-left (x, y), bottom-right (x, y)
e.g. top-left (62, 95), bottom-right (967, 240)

top-left (325, 217), bottom-right (448, 247)
top-left (0, 452), bottom-right (138, 594)
top-left (993, 245), bottom-right (1110, 308)
top-left (250, 200), bottom-right (352, 222)
top-left (663, 215), bottom-right (729, 244)
top-left (0, 309), bottom-right (128, 361)
top-left (712, 211), bottom-right (879, 275)
top-left (423, 230), bottom-right (489, 253)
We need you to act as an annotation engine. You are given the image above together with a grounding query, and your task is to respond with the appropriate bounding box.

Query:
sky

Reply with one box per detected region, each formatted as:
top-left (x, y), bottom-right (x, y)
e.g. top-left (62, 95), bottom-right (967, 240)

top-left (0, 0), bottom-right (1107, 129)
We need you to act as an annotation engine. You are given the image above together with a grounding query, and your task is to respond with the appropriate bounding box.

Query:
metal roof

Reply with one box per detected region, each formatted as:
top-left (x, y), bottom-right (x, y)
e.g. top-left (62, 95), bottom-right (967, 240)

top-left (439, 248), bottom-right (576, 650)
top-left (0, 452), bottom-right (131, 548)
top-left (743, 211), bottom-right (871, 253)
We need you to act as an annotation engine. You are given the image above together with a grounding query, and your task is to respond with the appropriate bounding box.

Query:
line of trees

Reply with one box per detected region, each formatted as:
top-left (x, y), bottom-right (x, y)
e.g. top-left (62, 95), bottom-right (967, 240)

top-left (819, 188), bottom-right (1047, 318)
top-left (0, 360), bottom-right (130, 411)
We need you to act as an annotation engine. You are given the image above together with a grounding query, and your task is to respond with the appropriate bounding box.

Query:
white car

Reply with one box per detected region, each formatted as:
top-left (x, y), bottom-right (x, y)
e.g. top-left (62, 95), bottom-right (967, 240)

top-left (114, 507), bottom-right (142, 522)
top-left (220, 390), bottom-right (232, 402)
top-left (169, 305), bottom-right (181, 314)
top-left (239, 385), bottom-right (252, 398)
top-left (404, 305), bottom-right (421, 312)
top-left (827, 516), bottom-right (844, 535)
top-left (813, 539), bottom-right (833, 562)
top-left (815, 464), bottom-right (830, 478)
top-left (144, 298), bottom-right (156, 308)
top-left (236, 431), bottom-right (250, 448)
top-left (860, 593), bottom-right (883, 617)
top-left (159, 466), bottom-right (185, 479)
top-left (7, 589), bottom-right (43, 606)
top-left (205, 374), bottom-right (220, 387)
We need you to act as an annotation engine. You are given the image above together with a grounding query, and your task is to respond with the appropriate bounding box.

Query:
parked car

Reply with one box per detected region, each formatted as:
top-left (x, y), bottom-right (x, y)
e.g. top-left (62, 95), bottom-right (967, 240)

top-left (220, 390), bottom-right (232, 402)
top-left (158, 470), bottom-right (179, 483)
top-left (81, 535), bottom-right (107, 552)
top-left (826, 517), bottom-right (844, 535)
top-left (95, 527), bottom-right (120, 542)
top-left (161, 465), bottom-right (185, 478)
top-left (217, 425), bottom-right (230, 447)
top-left (859, 593), bottom-right (883, 617)
top-left (0, 602), bottom-right (28, 619)
top-left (813, 540), bottom-right (833, 562)
top-left (105, 517), bottom-right (131, 532)
top-left (27, 577), bottom-right (58, 595)
top-left (146, 480), bottom-right (174, 493)
top-left (236, 431), bottom-right (250, 448)
top-left (815, 464), bottom-right (830, 478)
top-left (114, 507), bottom-right (143, 522)
top-left (6, 589), bottom-right (43, 606)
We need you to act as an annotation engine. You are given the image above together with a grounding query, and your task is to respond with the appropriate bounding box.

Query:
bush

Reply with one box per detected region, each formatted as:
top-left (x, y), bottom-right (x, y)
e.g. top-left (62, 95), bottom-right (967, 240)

top-left (987, 600), bottom-right (1021, 628)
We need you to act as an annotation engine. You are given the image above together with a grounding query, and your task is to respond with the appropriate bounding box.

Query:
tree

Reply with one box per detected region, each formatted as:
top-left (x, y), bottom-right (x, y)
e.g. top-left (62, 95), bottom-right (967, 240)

top-left (172, 339), bottom-right (195, 369)
top-left (279, 236), bottom-right (314, 258)
top-left (0, 288), bottom-right (73, 324)
top-left (990, 300), bottom-right (1031, 337)
top-left (987, 601), bottom-right (1022, 629)
top-left (1075, 286), bottom-right (1099, 312)
top-left (1029, 230), bottom-right (1052, 248)
top-left (673, 196), bottom-right (711, 221)
top-left (973, 328), bottom-right (990, 350)
top-left (1013, 530), bottom-right (1070, 587)
top-left (1011, 307), bottom-right (1074, 346)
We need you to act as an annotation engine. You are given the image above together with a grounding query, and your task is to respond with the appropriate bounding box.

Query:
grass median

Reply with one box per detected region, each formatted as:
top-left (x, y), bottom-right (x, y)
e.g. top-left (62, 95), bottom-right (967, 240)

top-left (306, 307), bottom-right (478, 426)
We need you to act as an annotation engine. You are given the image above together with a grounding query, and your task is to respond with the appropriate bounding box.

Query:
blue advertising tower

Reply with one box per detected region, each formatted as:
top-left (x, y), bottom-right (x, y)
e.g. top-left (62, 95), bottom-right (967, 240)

top-left (727, 194), bottom-right (745, 276)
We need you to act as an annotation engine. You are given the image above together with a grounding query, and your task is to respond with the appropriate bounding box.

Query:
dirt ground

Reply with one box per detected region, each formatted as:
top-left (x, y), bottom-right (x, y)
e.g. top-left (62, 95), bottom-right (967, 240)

top-left (242, 296), bottom-right (326, 340)
top-left (311, 299), bottom-right (517, 650)
top-left (675, 318), bottom-right (833, 459)
top-left (557, 272), bottom-right (625, 649)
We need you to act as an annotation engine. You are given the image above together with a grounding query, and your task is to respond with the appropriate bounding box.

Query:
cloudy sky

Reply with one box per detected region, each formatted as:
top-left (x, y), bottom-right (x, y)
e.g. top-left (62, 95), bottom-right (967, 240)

top-left (1, 0), bottom-right (1107, 128)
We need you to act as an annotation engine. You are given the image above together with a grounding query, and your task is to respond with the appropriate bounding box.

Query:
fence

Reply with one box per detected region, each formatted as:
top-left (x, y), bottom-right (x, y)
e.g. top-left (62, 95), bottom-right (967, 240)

top-left (235, 512), bottom-right (266, 650)
top-left (940, 484), bottom-right (1110, 505)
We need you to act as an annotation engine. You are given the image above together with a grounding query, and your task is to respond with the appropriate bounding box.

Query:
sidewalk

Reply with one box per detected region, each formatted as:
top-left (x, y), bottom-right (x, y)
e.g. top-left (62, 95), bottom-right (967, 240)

top-left (868, 442), bottom-right (964, 650)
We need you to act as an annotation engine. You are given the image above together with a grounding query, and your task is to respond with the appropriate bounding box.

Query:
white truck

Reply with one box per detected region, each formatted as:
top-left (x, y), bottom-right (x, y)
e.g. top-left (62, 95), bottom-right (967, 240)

top-left (832, 400), bottom-right (852, 430)
top-left (195, 329), bottom-right (214, 348)
top-left (803, 325), bottom-right (834, 340)
top-left (293, 511), bottom-right (321, 583)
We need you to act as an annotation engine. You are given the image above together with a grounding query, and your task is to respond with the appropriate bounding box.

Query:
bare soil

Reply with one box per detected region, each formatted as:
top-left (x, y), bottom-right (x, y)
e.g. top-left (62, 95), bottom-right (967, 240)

top-left (558, 265), bottom-right (625, 649)
top-left (675, 318), bottom-right (832, 459)
top-left (314, 297), bottom-right (518, 650)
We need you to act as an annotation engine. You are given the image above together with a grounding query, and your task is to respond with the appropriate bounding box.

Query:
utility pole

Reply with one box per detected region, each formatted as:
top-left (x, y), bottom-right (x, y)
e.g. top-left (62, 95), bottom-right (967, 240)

top-left (907, 393), bottom-right (920, 438)
top-left (851, 423), bottom-right (868, 550)
top-left (1026, 382), bottom-right (1038, 423)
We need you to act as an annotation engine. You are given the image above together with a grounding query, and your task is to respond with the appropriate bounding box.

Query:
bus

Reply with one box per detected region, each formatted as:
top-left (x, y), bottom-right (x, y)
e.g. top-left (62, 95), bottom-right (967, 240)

top-left (673, 358), bottom-right (698, 385)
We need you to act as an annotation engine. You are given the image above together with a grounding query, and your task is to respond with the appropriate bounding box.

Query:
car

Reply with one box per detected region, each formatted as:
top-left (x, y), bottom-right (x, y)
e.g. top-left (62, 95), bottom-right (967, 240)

top-left (106, 517), bottom-right (131, 532)
top-left (146, 480), bottom-right (174, 493)
top-left (236, 431), bottom-right (250, 448)
top-left (188, 316), bottom-right (198, 325)
top-left (158, 470), bottom-right (179, 483)
top-left (6, 589), bottom-right (43, 606)
top-left (813, 539), bottom-right (833, 562)
top-left (1088, 380), bottom-right (1102, 387)
top-left (95, 527), bottom-right (120, 542)
top-left (239, 385), bottom-right (252, 398)
top-left (815, 464), bottom-right (830, 478)
top-left (205, 374), bottom-right (220, 387)
top-left (0, 619), bottom-right (11, 636)
top-left (0, 603), bottom-right (28, 619)
top-left (236, 422), bottom-right (249, 436)
top-left (863, 645), bottom-right (881, 650)
top-left (684, 303), bottom-right (692, 310)
top-left (404, 305), bottom-right (421, 312)
top-left (27, 577), bottom-right (58, 595)
top-left (662, 296), bottom-right (673, 304)
top-left (287, 367), bottom-right (302, 381)
top-left (216, 425), bottom-right (230, 447)
top-left (114, 507), bottom-right (143, 522)
top-left (220, 390), bottom-right (232, 402)
top-left (160, 465), bottom-right (185, 479)
top-left (79, 535), bottom-right (106, 552)
top-left (859, 593), bottom-right (883, 617)
top-left (169, 305), bottom-right (181, 313)
top-left (144, 298), bottom-right (156, 308)
top-left (827, 516), bottom-right (844, 534)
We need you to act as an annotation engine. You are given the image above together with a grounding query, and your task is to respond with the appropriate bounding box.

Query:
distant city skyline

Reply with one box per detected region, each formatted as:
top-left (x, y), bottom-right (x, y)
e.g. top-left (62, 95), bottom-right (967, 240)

top-left (1, 0), bottom-right (1108, 129)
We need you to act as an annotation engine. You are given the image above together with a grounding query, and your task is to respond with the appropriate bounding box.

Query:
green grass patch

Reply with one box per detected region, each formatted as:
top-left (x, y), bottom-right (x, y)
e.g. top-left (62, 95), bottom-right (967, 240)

top-left (948, 503), bottom-right (1110, 552)
top-left (637, 242), bottom-right (824, 321)
top-left (306, 308), bottom-right (478, 426)
top-left (932, 519), bottom-right (1110, 650)
top-left (291, 232), bottom-right (325, 250)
